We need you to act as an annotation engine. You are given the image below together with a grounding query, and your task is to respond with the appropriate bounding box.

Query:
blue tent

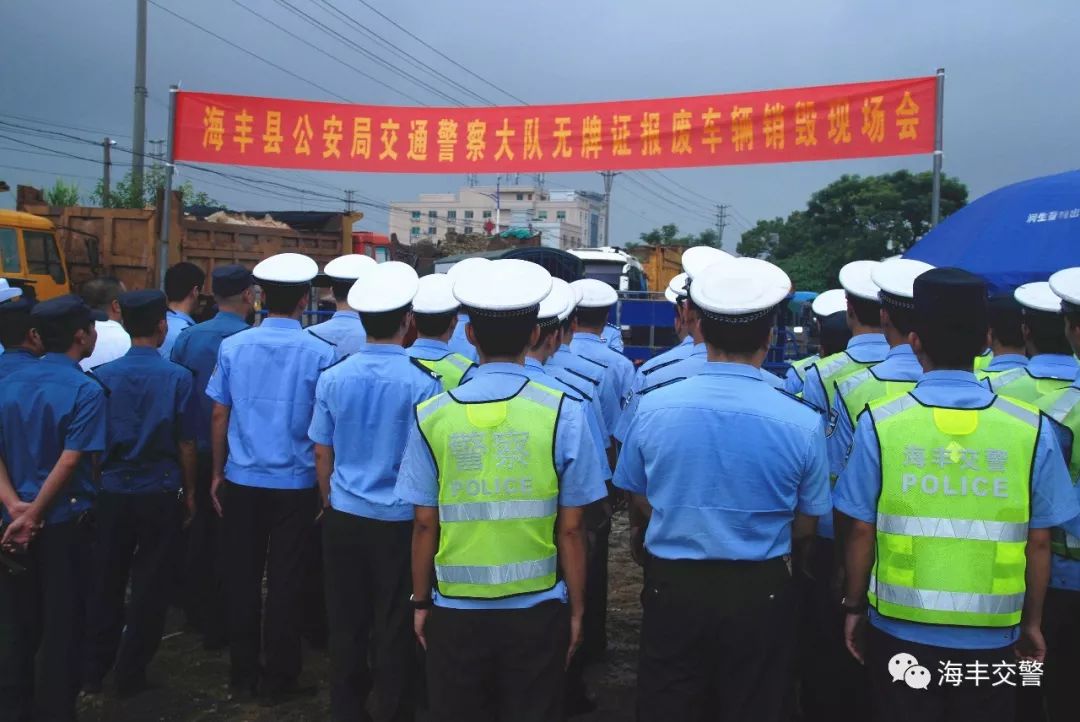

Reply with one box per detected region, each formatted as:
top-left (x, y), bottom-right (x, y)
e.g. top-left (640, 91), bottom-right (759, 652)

top-left (904, 170), bottom-right (1080, 294)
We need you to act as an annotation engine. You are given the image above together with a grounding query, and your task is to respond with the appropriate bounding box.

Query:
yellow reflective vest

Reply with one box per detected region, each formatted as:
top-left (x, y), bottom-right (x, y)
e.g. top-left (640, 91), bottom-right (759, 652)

top-left (1036, 385), bottom-right (1080, 561)
top-left (415, 352), bottom-right (475, 392)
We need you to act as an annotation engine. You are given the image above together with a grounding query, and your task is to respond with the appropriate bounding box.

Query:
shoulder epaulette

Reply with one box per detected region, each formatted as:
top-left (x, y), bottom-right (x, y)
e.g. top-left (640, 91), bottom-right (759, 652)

top-left (577, 355), bottom-right (608, 370)
top-left (639, 376), bottom-right (686, 396)
top-left (306, 329), bottom-right (337, 347)
top-left (642, 357), bottom-right (680, 376)
top-left (555, 375), bottom-right (591, 401)
top-left (83, 370), bottom-right (111, 397)
top-left (320, 354), bottom-right (350, 373)
top-left (564, 367), bottom-right (601, 386)
top-left (410, 356), bottom-right (441, 381)
top-left (775, 388), bottom-right (823, 415)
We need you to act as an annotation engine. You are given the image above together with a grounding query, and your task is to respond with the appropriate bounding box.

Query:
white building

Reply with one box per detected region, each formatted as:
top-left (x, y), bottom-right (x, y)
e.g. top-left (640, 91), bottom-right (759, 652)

top-left (389, 184), bottom-right (607, 250)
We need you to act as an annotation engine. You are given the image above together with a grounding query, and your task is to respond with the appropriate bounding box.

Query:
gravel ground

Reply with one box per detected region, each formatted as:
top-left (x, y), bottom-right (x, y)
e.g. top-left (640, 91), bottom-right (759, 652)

top-left (77, 512), bottom-right (643, 721)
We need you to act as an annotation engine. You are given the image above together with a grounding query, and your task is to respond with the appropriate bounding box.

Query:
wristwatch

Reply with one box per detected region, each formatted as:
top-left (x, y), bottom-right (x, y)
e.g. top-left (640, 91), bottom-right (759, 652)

top-left (410, 594), bottom-right (433, 610)
top-left (841, 596), bottom-right (868, 615)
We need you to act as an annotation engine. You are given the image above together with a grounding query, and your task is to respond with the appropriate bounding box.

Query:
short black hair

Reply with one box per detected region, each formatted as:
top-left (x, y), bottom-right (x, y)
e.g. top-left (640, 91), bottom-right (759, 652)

top-left (698, 306), bottom-right (775, 355)
top-left (560, 314), bottom-right (574, 337)
top-left (529, 323), bottom-right (560, 352)
top-left (818, 312), bottom-right (853, 357)
top-left (0, 308), bottom-right (33, 348)
top-left (988, 297), bottom-right (1025, 348)
top-left (847, 294), bottom-right (882, 328)
top-left (574, 306), bottom-right (610, 328)
top-left (918, 327), bottom-right (987, 368)
top-left (469, 309), bottom-right (538, 358)
top-left (360, 306), bottom-right (410, 340)
top-left (1025, 310), bottom-right (1072, 355)
top-left (415, 311), bottom-right (455, 338)
top-left (80, 276), bottom-right (123, 312)
top-left (121, 306), bottom-right (165, 338)
top-left (39, 315), bottom-right (93, 354)
top-left (262, 284), bottom-right (308, 315)
top-left (1066, 308), bottom-right (1080, 332)
top-left (883, 302), bottom-right (916, 336)
top-left (164, 262), bottom-right (206, 302)
top-left (330, 280), bottom-right (352, 303)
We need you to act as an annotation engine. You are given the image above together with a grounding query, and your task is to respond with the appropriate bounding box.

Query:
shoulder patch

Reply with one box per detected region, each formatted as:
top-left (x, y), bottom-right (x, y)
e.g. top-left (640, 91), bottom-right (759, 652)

top-left (320, 354), bottom-right (350, 373)
top-left (577, 354), bottom-right (609, 370)
top-left (775, 388), bottom-right (823, 415)
top-left (307, 329), bottom-right (337, 347)
top-left (639, 376), bottom-right (687, 396)
top-left (642, 357), bottom-right (680, 376)
top-left (410, 356), bottom-right (441, 381)
top-left (564, 367), bottom-right (601, 386)
top-left (83, 370), bottom-right (111, 397)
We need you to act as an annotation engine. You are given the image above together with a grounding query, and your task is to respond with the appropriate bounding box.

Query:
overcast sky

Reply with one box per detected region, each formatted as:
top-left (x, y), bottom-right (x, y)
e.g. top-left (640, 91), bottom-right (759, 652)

top-left (3, 0), bottom-right (1078, 252)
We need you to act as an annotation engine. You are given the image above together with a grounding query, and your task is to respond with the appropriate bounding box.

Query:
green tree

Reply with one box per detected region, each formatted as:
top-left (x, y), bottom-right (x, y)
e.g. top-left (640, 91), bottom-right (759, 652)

top-left (737, 170), bottom-right (967, 290)
top-left (44, 179), bottom-right (80, 206)
top-left (637, 224), bottom-right (722, 247)
top-left (89, 165), bottom-right (215, 209)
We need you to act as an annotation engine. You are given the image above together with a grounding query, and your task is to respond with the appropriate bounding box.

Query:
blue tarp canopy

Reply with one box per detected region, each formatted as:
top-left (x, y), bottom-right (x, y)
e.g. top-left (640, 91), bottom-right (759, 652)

top-left (904, 170), bottom-right (1080, 294)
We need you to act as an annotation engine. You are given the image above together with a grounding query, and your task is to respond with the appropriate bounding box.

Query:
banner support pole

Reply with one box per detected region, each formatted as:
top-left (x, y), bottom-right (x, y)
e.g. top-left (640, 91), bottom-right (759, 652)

top-left (158, 84), bottom-right (179, 290)
top-left (930, 67), bottom-right (945, 227)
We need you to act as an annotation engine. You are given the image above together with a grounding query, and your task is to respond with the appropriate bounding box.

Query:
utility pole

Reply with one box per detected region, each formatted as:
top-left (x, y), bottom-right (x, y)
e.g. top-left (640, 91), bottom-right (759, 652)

top-left (102, 138), bottom-right (115, 206)
top-left (345, 189), bottom-right (355, 213)
top-left (714, 204), bottom-right (730, 245)
top-left (131, 0), bottom-right (148, 202)
top-left (599, 170), bottom-right (620, 247)
top-left (149, 139), bottom-right (165, 165)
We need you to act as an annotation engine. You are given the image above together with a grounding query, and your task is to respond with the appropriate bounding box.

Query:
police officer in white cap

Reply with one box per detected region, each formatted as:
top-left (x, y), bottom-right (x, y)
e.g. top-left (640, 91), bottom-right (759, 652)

top-left (396, 259), bottom-right (607, 722)
top-left (444, 257), bottom-right (489, 363)
top-left (309, 261), bottom-right (441, 721)
top-left (568, 279), bottom-right (635, 429)
top-left (614, 257), bottom-right (829, 722)
top-left (406, 273), bottom-right (475, 391)
top-left (629, 273), bottom-right (694, 389)
top-left (784, 288), bottom-right (848, 394)
top-left (205, 252), bottom-right (335, 703)
top-left (988, 281), bottom-right (1079, 401)
top-left (307, 254), bottom-right (377, 359)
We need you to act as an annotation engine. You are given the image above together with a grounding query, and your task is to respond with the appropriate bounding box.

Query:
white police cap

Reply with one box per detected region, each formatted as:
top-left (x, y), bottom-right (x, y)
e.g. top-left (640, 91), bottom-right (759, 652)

top-left (682, 246), bottom-right (733, 280)
top-left (412, 273), bottom-right (458, 315)
top-left (871, 258), bottom-right (935, 307)
top-left (0, 278), bottom-right (23, 304)
top-left (690, 258), bottom-right (791, 321)
top-left (811, 289), bottom-right (847, 317)
top-left (570, 278), bottom-right (618, 308)
top-left (324, 254), bottom-right (376, 280)
top-left (446, 256), bottom-right (491, 284)
top-left (838, 260), bottom-right (882, 301)
top-left (664, 273), bottom-right (689, 304)
top-left (1049, 267), bottom-right (1080, 311)
top-left (253, 252), bottom-right (318, 286)
top-left (1015, 281), bottom-right (1062, 315)
top-left (453, 259), bottom-right (552, 315)
top-left (539, 278), bottom-right (573, 324)
top-left (347, 261), bottom-right (418, 313)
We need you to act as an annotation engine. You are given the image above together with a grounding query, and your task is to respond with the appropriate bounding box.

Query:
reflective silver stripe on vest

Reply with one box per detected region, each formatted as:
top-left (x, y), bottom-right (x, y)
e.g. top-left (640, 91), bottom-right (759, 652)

top-left (518, 382), bottom-right (561, 411)
top-left (871, 575), bottom-right (1024, 615)
top-left (877, 513), bottom-right (1028, 543)
top-left (1046, 388), bottom-right (1080, 424)
top-left (446, 355), bottom-right (472, 373)
top-left (819, 354), bottom-right (853, 379)
top-left (991, 397), bottom-right (1040, 429)
top-left (416, 393), bottom-right (453, 424)
top-left (440, 498), bottom-right (558, 523)
top-left (990, 368), bottom-right (1026, 392)
top-left (436, 555), bottom-right (558, 585)
top-left (868, 393), bottom-right (918, 424)
top-left (837, 368), bottom-right (872, 397)
top-left (1066, 531), bottom-right (1080, 548)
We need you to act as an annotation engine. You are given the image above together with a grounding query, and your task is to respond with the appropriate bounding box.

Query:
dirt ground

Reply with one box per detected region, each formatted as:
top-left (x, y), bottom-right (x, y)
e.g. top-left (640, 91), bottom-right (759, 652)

top-left (77, 513), bottom-right (643, 722)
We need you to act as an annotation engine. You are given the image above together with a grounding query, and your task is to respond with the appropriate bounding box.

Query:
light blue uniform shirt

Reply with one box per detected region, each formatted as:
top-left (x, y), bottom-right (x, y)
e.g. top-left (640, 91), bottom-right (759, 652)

top-left (834, 370), bottom-right (1080, 649)
top-left (544, 362), bottom-right (611, 450)
top-left (524, 357), bottom-right (610, 476)
top-left (1051, 375), bottom-right (1080, 592)
top-left (205, 317), bottom-right (335, 490)
top-left (160, 309), bottom-right (194, 360)
top-left (783, 354), bottom-right (820, 395)
top-left (983, 353), bottom-right (1028, 373)
top-left (0, 353), bottom-right (106, 524)
top-left (1024, 353), bottom-right (1078, 382)
top-left (406, 338), bottom-right (471, 369)
top-left (0, 347), bottom-right (38, 380)
top-left (306, 310), bottom-right (366, 360)
top-left (615, 362), bottom-right (829, 560)
top-left (170, 311), bottom-right (250, 452)
top-left (616, 344), bottom-right (707, 442)
top-left (602, 323), bottom-right (624, 353)
top-left (801, 333), bottom-right (890, 420)
top-left (395, 363), bottom-right (608, 610)
top-left (447, 313), bottom-right (478, 363)
top-left (547, 344), bottom-right (621, 436)
top-left (570, 332), bottom-right (634, 409)
top-left (309, 344), bottom-right (441, 521)
top-left (633, 335), bottom-right (695, 391)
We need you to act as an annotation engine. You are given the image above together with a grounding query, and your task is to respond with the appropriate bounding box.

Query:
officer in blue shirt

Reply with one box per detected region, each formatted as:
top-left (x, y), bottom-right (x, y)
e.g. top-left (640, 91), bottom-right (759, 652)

top-left (568, 278), bottom-right (635, 429)
top-left (397, 259), bottom-right (607, 722)
top-left (835, 268), bottom-right (1079, 722)
top-left (978, 294), bottom-right (1029, 378)
top-left (630, 273), bottom-right (694, 393)
top-left (0, 294), bottom-right (107, 721)
top-left (205, 253), bottom-right (335, 703)
top-left (306, 254), bottom-right (375, 358)
top-left (988, 282), bottom-right (1079, 398)
top-left (444, 257), bottom-right (490, 363)
top-left (406, 273), bottom-right (476, 390)
top-left (546, 312), bottom-right (620, 440)
top-left (83, 290), bottom-right (199, 696)
top-left (615, 258), bottom-right (829, 722)
top-left (0, 295), bottom-right (42, 379)
top-left (169, 263), bottom-right (253, 649)
top-left (161, 262), bottom-right (205, 359)
top-left (784, 288), bottom-right (849, 394)
top-left (309, 261), bottom-right (440, 721)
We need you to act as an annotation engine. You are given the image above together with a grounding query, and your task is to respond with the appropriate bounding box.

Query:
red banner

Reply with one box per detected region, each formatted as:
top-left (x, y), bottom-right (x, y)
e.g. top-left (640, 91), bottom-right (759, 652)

top-left (173, 77), bottom-right (936, 174)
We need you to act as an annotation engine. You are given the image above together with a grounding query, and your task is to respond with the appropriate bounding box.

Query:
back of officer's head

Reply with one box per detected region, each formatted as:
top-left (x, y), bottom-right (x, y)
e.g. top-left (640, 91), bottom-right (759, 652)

top-left (468, 311), bottom-right (538, 357)
top-left (912, 268), bottom-right (988, 369)
top-left (690, 258), bottom-right (789, 356)
top-left (414, 312), bottom-right (455, 338)
top-left (847, 294), bottom-right (882, 328)
top-left (261, 284), bottom-right (308, 315)
top-left (1024, 309), bottom-right (1072, 356)
top-left (120, 290), bottom-right (168, 340)
top-left (0, 301), bottom-right (35, 349)
top-left (164, 262), bottom-right (206, 303)
top-left (987, 294), bottom-right (1025, 349)
top-left (818, 311), bottom-right (853, 357)
top-left (456, 260), bottom-right (550, 359)
top-left (33, 295), bottom-right (96, 354)
top-left (360, 306), bottom-right (411, 341)
top-left (696, 302), bottom-right (775, 354)
top-left (80, 276), bottom-right (123, 313)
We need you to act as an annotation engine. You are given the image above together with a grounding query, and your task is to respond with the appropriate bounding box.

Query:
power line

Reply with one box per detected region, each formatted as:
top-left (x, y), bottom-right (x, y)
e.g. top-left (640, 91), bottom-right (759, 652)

top-left (0, 113), bottom-right (131, 140)
top-left (0, 133), bottom-right (101, 164)
top-left (0, 163), bottom-right (102, 182)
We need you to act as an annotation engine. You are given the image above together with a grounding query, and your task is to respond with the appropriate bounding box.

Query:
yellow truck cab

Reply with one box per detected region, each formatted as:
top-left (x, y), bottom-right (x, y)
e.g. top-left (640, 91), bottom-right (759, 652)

top-left (0, 209), bottom-right (71, 302)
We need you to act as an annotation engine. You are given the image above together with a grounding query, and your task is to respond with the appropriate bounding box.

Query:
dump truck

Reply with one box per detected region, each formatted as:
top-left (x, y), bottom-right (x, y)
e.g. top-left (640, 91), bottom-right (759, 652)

top-left (16, 185), bottom-right (359, 295)
top-left (0, 208), bottom-right (72, 302)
